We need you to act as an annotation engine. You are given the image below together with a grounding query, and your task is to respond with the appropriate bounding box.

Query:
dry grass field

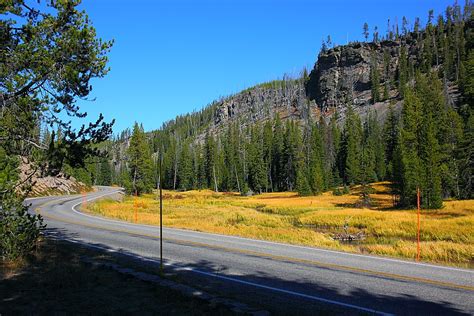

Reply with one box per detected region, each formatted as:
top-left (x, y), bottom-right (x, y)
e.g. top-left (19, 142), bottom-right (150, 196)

top-left (85, 182), bottom-right (474, 267)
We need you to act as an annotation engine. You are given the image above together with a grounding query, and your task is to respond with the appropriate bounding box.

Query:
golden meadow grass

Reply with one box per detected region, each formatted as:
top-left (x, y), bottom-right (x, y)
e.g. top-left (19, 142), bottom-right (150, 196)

top-left (85, 182), bottom-right (474, 267)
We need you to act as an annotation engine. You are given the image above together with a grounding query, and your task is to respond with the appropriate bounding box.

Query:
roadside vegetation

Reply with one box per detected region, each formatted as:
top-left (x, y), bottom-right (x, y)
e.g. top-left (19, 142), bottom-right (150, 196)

top-left (1, 1), bottom-right (113, 261)
top-left (85, 182), bottom-right (474, 267)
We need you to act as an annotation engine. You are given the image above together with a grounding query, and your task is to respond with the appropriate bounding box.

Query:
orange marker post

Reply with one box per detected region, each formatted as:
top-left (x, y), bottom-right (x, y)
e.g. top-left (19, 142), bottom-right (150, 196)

top-left (416, 187), bottom-right (421, 262)
top-left (82, 189), bottom-right (87, 210)
top-left (134, 191), bottom-right (138, 223)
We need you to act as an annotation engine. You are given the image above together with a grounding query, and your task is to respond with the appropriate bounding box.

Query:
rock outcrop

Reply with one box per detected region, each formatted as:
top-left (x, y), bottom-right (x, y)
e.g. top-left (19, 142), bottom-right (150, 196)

top-left (306, 41), bottom-right (403, 111)
top-left (205, 40), bottom-right (415, 133)
top-left (19, 158), bottom-right (89, 197)
top-left (212, 79), bottom-right (316, 131)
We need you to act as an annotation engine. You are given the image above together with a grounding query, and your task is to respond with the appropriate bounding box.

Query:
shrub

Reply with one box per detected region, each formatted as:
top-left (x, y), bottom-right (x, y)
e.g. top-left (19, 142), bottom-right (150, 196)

top-left (0, 202), bottom-right (44, 261)
top-left (0, 150), bottom-right (45, 261)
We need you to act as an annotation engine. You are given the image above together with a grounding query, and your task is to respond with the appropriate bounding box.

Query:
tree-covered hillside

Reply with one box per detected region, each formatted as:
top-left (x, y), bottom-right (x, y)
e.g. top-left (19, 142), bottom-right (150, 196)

top-left (102, 1), bottom-right (472, 209)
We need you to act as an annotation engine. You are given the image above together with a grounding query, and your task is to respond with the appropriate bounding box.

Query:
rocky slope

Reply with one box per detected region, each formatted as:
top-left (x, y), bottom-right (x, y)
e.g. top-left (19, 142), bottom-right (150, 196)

top-left (213, 79), bottom-right (316, 129)
top-left (205, 41), bottom-right (403, 133)
top-left (19, 158), bottom-right (89, 197)
top-left (306, 41), bottom-right (400, 110)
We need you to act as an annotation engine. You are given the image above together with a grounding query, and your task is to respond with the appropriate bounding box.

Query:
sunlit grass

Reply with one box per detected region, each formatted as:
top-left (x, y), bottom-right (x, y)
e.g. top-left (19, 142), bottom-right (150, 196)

top-left (85, 182), bottom-right (474, 267)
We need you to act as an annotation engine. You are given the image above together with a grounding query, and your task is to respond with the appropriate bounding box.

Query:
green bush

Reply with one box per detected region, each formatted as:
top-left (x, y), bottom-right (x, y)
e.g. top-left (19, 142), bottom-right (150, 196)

top-left (0, 149), bottom-right (44, 261)
top-left (0, 203), bottom-right (44, 261)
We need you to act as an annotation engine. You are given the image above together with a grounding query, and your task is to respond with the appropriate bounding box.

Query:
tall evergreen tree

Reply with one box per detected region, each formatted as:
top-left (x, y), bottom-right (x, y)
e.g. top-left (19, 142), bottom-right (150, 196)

top-left (262, 120), bottom-right (274, 192)
top-left (272, 114), bottom-right (285, 191)
top-left (204, 132), bottom-right (219, 191)
top-left (398, 45), bottom-right (408, 97)
top-left (248, 125), bottom-right (267, 193)
top-left (458, 111), bottom-right (474, 199)
top-left (398, 89), bottom-right (422, 207)
top-left (127, 123), bottom-right (154, 195)
top-left (341, 106), bottom-right (363, 184)
top-left (383, 104), bottom-right (400, 180)
top-left (308, 122), bottom-right (325, 194)
top-left (363, 22), bottom-right (369, 41)
top-left (97, 160), bottom-right (112, 186)
top-left (370, 55), bottom-right (381, 103)
top-left (178, 141), bottom-right (193, 190)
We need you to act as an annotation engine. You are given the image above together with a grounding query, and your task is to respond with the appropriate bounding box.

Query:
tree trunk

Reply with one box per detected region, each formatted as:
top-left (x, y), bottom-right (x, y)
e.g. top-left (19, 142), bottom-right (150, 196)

top-left (213, 165), bottom-right (218, 192)
top-left (234, 165), bottom-right (241, 194)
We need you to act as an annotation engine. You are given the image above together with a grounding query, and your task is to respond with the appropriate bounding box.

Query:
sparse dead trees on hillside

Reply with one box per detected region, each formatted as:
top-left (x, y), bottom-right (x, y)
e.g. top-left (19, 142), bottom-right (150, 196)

top-left (373, 26), bottom-right (379, 43)
top-left (363, 22), bottom-right (369, 42)
top-left (402, 16), bottom-right (409, 37)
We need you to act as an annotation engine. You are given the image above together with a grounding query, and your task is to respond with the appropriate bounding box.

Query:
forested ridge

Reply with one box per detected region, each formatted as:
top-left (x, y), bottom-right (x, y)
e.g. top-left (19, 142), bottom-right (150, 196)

top-left (74, 2), bottom-right (472, 209)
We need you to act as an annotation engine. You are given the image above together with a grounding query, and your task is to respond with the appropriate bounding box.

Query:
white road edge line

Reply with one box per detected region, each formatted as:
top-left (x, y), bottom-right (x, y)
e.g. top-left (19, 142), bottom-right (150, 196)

top-left (49, 235), bottom-right (393, 316)
top-left (57, 188), bottom-right (474, 274)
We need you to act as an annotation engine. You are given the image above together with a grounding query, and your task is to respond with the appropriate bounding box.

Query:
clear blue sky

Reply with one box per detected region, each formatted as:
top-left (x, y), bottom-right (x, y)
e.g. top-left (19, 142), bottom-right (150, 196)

top-left (75, 0), bottom-right (454, 134)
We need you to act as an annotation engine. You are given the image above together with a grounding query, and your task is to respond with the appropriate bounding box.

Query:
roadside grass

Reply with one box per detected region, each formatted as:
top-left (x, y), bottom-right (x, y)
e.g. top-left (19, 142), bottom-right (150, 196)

top-left (0, 238), bottom-right (233, 315)
top-left (85, 182), bottom-right (474, 267)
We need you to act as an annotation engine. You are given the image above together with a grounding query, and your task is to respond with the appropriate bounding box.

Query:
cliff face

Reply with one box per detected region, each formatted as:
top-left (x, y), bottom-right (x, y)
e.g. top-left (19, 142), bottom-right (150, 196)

top-left (19, 158), bottom-right (89, 197)
top-left (306, 41), bottom-right (403, 111)
top-left (212, 79), bottom-right (316, 131)
top-left (207, 40), bottom-right (416, 133)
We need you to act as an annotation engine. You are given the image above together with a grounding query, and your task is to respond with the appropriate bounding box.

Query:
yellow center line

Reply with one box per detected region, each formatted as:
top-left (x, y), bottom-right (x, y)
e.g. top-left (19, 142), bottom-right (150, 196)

top-left (34, 200), bottom-right (474, 292)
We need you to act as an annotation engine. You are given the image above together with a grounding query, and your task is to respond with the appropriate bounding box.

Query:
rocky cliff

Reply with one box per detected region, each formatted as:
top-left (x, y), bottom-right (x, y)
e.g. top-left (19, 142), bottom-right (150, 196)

top-left (306, 41), bottom-right (401, 110)
top-left (212, 78), bottom-right (316, 130)
top-left (19, 158), bottom-right (89, 197)
top-left (206, 41), bottom-right (405, 133)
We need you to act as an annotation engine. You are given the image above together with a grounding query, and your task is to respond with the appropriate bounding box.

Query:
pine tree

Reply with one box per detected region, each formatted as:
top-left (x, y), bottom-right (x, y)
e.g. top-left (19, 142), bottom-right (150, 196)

top-left (370, 54), bottom-right (381, 103)
top-left (402, 16), bottom-right (409, 36)
top-left (308, 122), bottom-right (325, 194)
top-left (296, 160), bottom-right (312, 196)
top-left (248, 125), bottom-right (267, 193)
top-left (272, 114), bottom-right (285, 191)
top-left (365, 112), bottom-right (385, 182)
top-left (262, 120), bottom-right (274, 191)
top-left (363, 22), bottom-right (369, 42)
top-left (383, 104), bottom-right (400, 179)
top-left (283, 120), bottom-right (302, 191)
top-left (396, 73), bottom-right (446, 208)
top-left (329, 114), bottom-right (342, 187)
top-left (420, 110), bottom-right (443, 208)
top-left (373, 26), bottom-right (379, 43)
top-left (398, 89), bottom-right (422, 207)
top-left (127, 123), bottom-right (154, 195)
top-left (342, 106), bottom-right (363, 184)
top-left (204, 132), bottom-right (218, 191)
top-left (318, 116), bottom-right (331, 189)
top-left (178, 141), bottom-right (193, 190)
top-left (460, 50), bottom-right (474, 116)
top-left (97, 160), bottom-right (112, 186)
top-left (458, 111), bottom-right (474, 199)
top-left (398, 45), bottom-right (408, 97)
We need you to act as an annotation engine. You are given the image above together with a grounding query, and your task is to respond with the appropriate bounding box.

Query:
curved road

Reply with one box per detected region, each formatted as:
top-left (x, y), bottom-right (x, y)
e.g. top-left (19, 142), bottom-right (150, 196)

top-left (28, 187), bottom-right (474, 315)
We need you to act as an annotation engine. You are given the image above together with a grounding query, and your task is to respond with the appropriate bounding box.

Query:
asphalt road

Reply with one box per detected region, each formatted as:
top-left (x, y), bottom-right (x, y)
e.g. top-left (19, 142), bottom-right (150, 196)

top-left (28, 187), bottom-right (474, 315)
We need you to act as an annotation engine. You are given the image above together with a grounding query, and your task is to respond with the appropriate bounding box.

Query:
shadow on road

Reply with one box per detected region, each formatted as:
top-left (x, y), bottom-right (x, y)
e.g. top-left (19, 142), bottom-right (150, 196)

top-left (1, 229), bottom-right (233, 315)
top-left (13, 227), bottom-right (467, 316)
